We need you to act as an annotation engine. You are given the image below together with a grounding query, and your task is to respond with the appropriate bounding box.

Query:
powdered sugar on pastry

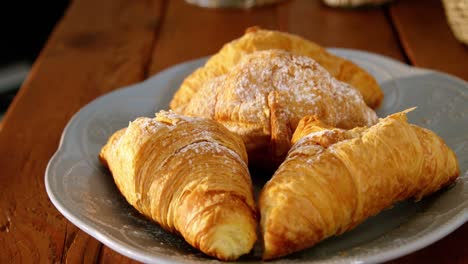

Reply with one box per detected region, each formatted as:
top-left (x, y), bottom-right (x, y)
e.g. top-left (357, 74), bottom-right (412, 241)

top-left (170, 27), bottom-right (383, 110)
top-left (180, 50), bottom-right (378, 162)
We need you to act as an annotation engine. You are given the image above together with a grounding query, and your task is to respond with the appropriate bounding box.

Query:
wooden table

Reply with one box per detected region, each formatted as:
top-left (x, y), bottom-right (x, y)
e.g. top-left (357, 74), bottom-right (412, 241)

top-left (1, 0), bottom-right (466, 262)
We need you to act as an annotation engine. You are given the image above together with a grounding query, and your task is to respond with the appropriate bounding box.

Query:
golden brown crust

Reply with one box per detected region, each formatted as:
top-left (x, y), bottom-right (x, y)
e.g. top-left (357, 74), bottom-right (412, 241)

top-left (179, 50), bottom-right (378, 166)
top-left (170, 26), bottom-right (383, 111)
top-left (99, 111), bottom-right (257, 261)
top-left (260, 111), bottom-right (460, 260)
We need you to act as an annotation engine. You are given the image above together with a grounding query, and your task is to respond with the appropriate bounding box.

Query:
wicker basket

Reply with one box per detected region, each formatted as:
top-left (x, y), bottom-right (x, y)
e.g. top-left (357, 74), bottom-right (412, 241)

top-left (442, 0), bottom-right (468, 45)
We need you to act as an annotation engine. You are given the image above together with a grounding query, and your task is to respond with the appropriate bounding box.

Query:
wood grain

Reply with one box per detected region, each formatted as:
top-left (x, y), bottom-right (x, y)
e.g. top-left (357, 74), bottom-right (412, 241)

top-left (390, 0), bottom-right (468, 79)
top-left (99, 247), bottom-right (139, 264)
top-left (0, 0), bottom-right (162, 262)
top-left (149, 0), bottom-right (406, 75)
top-left (148, 0), bottom-right (277, 75)
top-left (278, 0), bottom-right (404, 61)
top-left (62, 225), bottom-right (102, 264)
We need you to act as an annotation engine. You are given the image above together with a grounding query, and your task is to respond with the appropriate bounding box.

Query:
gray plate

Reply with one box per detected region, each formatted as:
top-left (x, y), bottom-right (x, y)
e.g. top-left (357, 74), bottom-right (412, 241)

top-left (45, 49), bottom-right (468, 264)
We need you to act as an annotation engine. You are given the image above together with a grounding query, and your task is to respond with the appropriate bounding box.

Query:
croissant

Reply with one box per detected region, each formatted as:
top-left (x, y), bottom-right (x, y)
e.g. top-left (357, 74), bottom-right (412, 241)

top-left (260, 110), bottom-right (460, 260)
top-left (180, 50), bottom-right (378, 166)
top-left (99, 111), bottom-right (257, 260)
top-left (171, 26), bottom-right (383, 111)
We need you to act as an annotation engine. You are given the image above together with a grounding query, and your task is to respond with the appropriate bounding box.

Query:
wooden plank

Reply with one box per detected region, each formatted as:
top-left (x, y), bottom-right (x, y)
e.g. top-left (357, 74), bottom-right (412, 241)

top-left (0, 0), bottom-right (163, 262)
top-left (148, 0), bottom-right (278, 75)
top-left (62, 226), bottom-right (102, 264)
top-left (389, 0), bottom-right (468, 80)
top-left (99, 248), bottom-right (140, 264)
top-left (278, 0), bottom-right (404, 61)
top-left (149, 0), bottom-right (405, 76)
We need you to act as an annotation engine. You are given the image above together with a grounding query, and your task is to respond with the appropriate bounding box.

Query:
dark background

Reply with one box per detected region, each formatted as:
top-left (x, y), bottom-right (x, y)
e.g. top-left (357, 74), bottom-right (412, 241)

top-left (0, 1), bottom-right (69, 113)
top-left (1, 1), bottom-right (69, 66)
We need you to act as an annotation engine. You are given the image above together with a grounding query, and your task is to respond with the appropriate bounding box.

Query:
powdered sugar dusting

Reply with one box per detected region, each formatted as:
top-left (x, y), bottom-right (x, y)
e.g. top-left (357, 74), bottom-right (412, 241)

top-left (177, 50), bottom-right (379, 162)
top-left (240, 51), bottom-right (374, 127)
top-left (155, 110), bottom-right (207, 124)
top-left (119, 112), bottom-right (248, 171)
top-left (126, 111), bottom-right (217, 138)
top-left (294, 129), bottom-right (339, 147)
top-left (184, 50), bottom-right (377, 138)
top-left (178, 141), bottom-right (248, 170)
top-left (137, 117), bottom-right (165, 133)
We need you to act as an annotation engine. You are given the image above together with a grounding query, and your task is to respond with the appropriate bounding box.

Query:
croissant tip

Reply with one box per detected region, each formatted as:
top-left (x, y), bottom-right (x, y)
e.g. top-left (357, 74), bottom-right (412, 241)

top-left (403, 106), bottom-right (417, 113)
top-left (381, 108), bottom-right (416, 123)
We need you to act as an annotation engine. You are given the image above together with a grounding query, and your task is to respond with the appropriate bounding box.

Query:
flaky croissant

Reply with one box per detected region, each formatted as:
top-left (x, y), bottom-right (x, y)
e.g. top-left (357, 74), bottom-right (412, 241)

top-left (171, 26), bottom-right (383, 111)
top-left (179, 50), bottom-right (377, 166)
top-left (260, 110), bottom-right (460, 260)
top-left (99, 111), bottom-right (257, 260)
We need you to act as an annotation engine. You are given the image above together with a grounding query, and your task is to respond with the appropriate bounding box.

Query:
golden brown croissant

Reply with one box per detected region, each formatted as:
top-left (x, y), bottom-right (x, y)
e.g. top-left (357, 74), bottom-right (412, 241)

top-left (99, 111), bottom-right (257, 260)
top-left (171, 26), bottom-right (383, 111)
top-left (260, 110), bottom-right (460, 260)
top-left (179, 50), bottom-right (378, 166)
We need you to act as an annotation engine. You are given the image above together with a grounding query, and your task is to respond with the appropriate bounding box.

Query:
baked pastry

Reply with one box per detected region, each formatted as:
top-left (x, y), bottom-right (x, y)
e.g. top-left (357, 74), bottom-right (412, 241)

top-left (171, 26), bottom-right (383, 111)
top-left (260, 110), bottom-right (460, 259)
top-left (180, 50), bottom-right (378, 165)
top-left (99, 111), bottom-right (257, 260)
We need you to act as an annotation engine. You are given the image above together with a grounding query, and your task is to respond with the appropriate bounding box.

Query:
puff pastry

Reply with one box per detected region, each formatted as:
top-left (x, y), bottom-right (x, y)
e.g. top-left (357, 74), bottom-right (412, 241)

top-left (260, 110), bottom-right (460, 259)
top-left (180, 50), bottom-right (378, 166)
top-left (171, 26), bottom-right (383, 111)
top-left (99, 111), bottom-right (257, 260)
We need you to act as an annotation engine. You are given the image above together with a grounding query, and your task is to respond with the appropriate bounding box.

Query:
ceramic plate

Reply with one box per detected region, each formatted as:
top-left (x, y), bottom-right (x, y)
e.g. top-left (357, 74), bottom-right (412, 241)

top-left (45, 49), bottom-right (468, 264)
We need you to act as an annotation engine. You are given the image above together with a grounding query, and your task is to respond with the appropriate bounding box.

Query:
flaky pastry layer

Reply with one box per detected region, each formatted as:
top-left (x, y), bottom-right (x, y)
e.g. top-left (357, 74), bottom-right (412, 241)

top-left (260, 111), bottom-right (459, 259)
top-left (99, 111), bottom-right (257, 260)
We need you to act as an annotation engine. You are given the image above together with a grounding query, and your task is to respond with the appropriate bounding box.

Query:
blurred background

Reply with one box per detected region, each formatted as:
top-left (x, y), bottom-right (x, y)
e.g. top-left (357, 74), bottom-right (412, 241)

top-left (0, 1), bottom-right (69, 120)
